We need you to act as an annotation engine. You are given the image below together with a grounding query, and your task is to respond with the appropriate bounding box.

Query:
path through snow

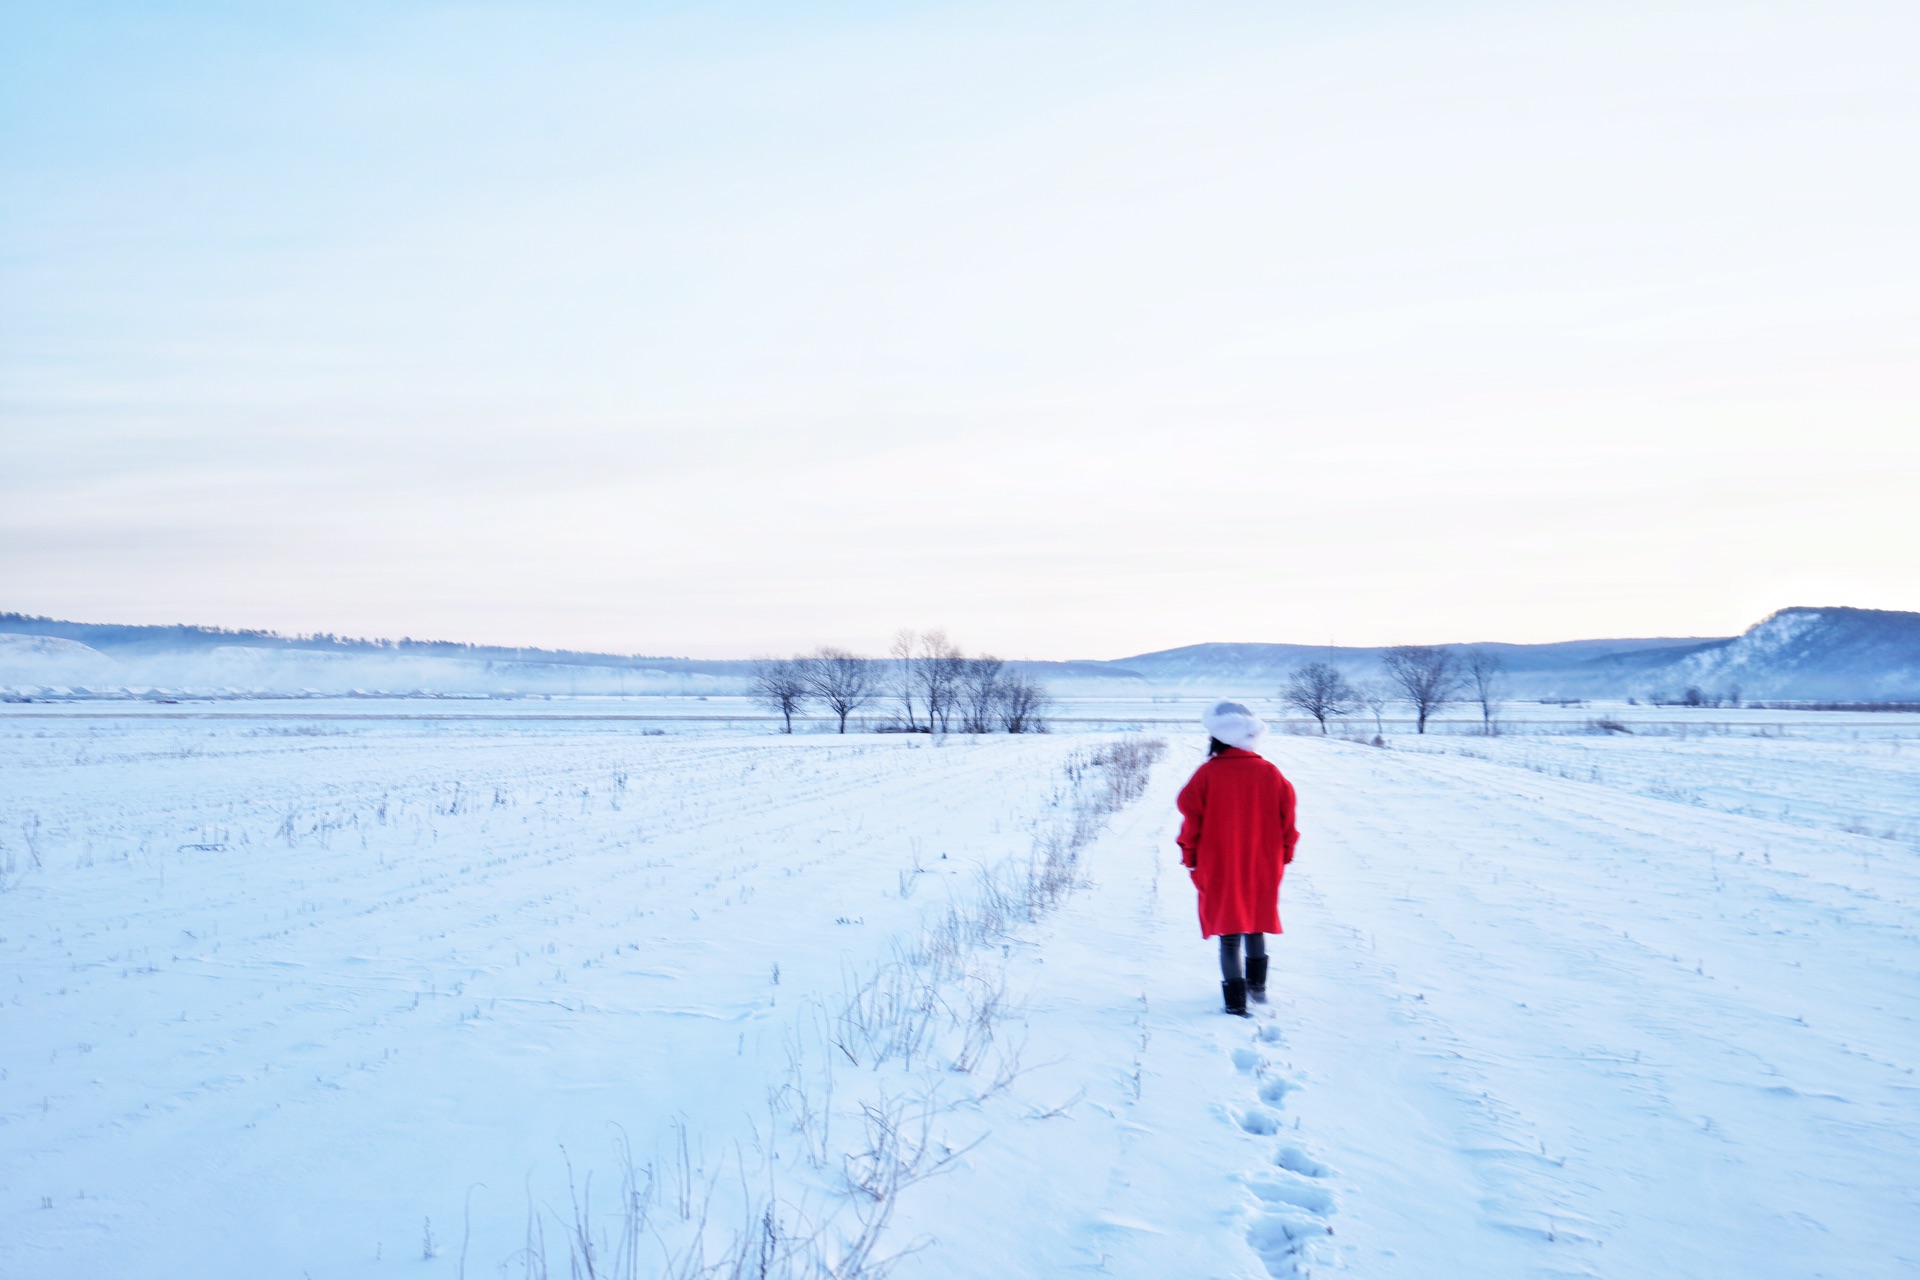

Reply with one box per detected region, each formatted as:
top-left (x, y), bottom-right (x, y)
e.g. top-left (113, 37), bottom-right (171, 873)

top-left (894, 731), bottom-right (1919, 1277)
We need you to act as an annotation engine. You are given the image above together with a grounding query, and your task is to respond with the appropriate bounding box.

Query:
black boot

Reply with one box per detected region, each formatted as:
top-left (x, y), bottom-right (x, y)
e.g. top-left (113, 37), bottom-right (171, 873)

top-left (1247, 955), bottom-right (1269, 1004)
top-left (1222, 978), bottom-right (1250, 1017)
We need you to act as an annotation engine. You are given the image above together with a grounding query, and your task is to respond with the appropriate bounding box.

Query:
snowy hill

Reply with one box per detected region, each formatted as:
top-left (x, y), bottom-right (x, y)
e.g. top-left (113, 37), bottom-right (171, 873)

top-left (1645, 606), bottom-right (1920, 701)
top-left (1099, 636), bottom-right (1719, 697)
top-left (1099, 608), bottom-right (1920, 701)
top-left (0, 615), bottom-right (756, 696)
top-left (0, 633), bottom-right (123, 689)
top-left (3, 607), bottom-right (1913, 700)
top-left (0, 614), bottom-right (1139, 698)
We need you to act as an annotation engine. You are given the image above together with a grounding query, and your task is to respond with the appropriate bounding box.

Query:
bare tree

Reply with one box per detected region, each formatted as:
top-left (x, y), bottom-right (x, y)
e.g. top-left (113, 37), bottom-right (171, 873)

top-left (1462, 648), bottom-right (1507, 734)
top-left (802, 647), bottom-right (878, 733)
top-left (914, 630), bottom-right (965, 733)
top-left (889, 628), bottom-right (920, 731)
top-left (1282, 662), bottom-right (1358, 734)
top-left (959, 655), bottom-right (1005, 733)
top-left (747, 656), bottom-right (810, 733)
top-left (993, 671), bottom-right (1049, 733)
top-left (1357, 681), bottom-right (1391, 737)
top-left (1381, 645), bottom-right (1461, 734)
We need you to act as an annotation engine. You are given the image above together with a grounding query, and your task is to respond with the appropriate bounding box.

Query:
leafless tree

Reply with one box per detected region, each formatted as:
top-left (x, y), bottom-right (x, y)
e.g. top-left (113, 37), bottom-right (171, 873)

top-left (959, 655), bottom-right (1005, 733)
top-left (747, 656), bottom-right (810, 733)
top-left (1357, 681), bottom-right (1391, 736)
top-left (1282, 662), bottom-right (1358, 734)
top-left (914, 630), bottom-right (965, 733)
top-left (889, 628), bottom-right (920, 731)
top-left (993, 671), bottom-right (1049, 733)
top-left (1382, 644), bottom-right (1461, 734)
top-left (1462, 648), bottom-right (1507, 734)
top-left (802, 647), bottom-right (878, 733)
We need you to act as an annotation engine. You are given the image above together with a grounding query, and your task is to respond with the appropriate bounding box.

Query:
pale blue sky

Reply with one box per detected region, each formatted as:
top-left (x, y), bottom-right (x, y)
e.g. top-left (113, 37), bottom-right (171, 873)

top-left (4, 1), bottom-right (1916, 657)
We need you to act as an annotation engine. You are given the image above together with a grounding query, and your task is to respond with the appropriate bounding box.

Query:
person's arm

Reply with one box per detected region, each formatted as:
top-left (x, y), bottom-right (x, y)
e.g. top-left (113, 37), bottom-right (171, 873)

top-left (1278, 774), bottom-right (1299, 865)
top-left (1176, 767), bottom-right (1209, 869)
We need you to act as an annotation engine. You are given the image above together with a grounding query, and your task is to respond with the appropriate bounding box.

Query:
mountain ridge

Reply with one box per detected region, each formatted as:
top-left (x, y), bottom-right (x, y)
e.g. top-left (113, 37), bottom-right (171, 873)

top-left (1, 606), bottom-right (1913, 701)
top-left (1095, 608), bottom-right (1918, 700)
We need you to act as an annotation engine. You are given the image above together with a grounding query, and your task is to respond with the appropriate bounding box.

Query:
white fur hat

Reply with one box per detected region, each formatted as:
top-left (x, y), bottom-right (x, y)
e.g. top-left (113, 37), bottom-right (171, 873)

top-left (1202, 699), bottom-right (1267, 751)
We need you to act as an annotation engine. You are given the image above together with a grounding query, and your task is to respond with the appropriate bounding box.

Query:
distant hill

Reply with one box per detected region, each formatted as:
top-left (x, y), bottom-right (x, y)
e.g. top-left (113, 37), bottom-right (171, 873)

top-left (1095, 635), bottom-right (1721, 694)
top-left (2, 606), bottom-right (1913, 700)
top-left (1653, 607), bottom-right (1920, 701)
top-left (0, 613), bottom-right (1134, 697)
top-left (0, 613), bottom-right (744, 696)
top-left (0, 614), bottom-right (737, 671)
top-left (0, 633), bottom-right (123, 687)
top-left (1093, 608), bottom-right (1919, 701)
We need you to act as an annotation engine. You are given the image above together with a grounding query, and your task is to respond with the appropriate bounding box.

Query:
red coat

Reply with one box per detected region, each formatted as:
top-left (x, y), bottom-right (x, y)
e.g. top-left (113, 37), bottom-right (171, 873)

top-left (1176, 748), bottom-right (1299, 938)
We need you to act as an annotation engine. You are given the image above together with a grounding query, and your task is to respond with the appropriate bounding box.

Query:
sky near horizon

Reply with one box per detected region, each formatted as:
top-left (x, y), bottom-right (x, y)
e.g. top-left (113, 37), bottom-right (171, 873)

top-left (3, 2), bottom-right (1916, 660)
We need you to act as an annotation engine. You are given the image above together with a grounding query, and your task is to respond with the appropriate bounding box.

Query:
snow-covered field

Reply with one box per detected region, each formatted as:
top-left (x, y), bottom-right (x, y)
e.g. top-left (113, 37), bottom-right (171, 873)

top-left (3, 709), bottom-right (1917, 1277)
top-left (1392, 730), bottom-right (1920, 851)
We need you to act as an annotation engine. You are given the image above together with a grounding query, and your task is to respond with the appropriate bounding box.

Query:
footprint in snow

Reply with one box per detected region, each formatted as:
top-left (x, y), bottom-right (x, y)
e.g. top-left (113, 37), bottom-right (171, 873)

top-left (1221, 1035), bottom-right (1339, 1277)
top-left (1237, 1106), bottom-right (1283, 1135)
top-left (1258, 1076), bottom-right (1295, 1106)
top-left (1274, 1145), bottom-right (1329, 1179)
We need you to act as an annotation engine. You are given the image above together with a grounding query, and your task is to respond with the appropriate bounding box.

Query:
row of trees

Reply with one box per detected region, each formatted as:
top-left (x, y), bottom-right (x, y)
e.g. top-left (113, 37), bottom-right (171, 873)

top-left (1282, 646), bottom-right (1508, 735)
top-left (748, 630), bottom-right (1049, 733)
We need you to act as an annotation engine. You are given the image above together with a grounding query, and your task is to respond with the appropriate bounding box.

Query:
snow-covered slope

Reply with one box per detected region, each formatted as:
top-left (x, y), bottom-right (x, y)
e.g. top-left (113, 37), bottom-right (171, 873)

top-left (0, 633), bottom-right (122, 688)
top-left (1102, 607), bottom-right (1920, 701)
top-left (0, 614), bottom-right (755, 696)
top-left (5, 606), bottom-right (1914, 700)
top-left (1104, 637), bottom-right (1719, 697)
top-left (100, 644), bottom-right (741, 696)
top-left (1646, 606), bottom-right (1920, 701)
top-left (0, 615), bottom-right (1141, 697)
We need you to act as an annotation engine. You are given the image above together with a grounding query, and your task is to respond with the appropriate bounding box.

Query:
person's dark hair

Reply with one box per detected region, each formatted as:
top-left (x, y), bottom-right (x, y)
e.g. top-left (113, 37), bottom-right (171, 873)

top-left (1207, 737), bottom-right (1233, 756)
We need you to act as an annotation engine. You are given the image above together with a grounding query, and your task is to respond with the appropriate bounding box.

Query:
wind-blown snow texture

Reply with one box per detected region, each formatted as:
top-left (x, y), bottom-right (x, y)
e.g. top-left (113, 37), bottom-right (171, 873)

top-left (3, 710), bottom-right (1917, 1277)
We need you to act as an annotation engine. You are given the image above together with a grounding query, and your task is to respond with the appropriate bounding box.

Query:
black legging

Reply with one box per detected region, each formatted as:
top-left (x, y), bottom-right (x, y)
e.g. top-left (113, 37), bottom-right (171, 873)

top-left (1218, 932), bottom-right (1267, 982)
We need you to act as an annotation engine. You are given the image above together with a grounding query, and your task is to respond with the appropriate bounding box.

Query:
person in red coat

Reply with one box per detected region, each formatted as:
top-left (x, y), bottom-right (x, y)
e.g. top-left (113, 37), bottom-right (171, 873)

top-left (1176, 699), bottom-right (1300, 1016)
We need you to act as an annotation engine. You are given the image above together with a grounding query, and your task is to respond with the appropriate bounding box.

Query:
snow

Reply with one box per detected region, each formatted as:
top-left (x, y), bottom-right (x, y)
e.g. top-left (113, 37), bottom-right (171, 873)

top-left (1391, 730), bottom-right (1920, 849)
top-left (8, 604), bottom-right (1918, 702)
top-left (3, 705), bottom-right (1917, 1277)
top-left (0, 642), bottom-right (746, 700)
top-left (0, 634), bottom-right (121, 688)
top-left (1660, 607), bottom-right (1920, 701)
top-left (1270, 738), bottom-right (1920, 1277)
